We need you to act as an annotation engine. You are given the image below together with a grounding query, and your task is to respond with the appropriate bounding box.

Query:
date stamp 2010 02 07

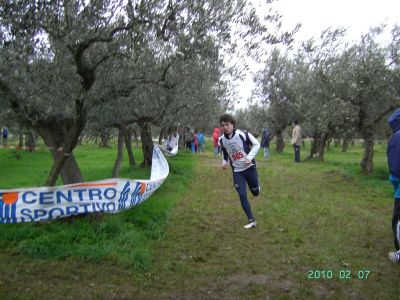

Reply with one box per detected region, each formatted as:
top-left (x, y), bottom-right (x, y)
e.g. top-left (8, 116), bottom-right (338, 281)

top-left (307, 269), bottom-right (371, 280)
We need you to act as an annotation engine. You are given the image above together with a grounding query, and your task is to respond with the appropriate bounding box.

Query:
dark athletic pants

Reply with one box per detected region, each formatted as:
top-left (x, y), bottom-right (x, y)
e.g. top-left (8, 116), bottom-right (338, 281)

top-left (392, 199), bottom-right (400, 250)
top-left (294, 144), bottom-right (300, 162)
top-left (233, 165), bottom-right (259, 221)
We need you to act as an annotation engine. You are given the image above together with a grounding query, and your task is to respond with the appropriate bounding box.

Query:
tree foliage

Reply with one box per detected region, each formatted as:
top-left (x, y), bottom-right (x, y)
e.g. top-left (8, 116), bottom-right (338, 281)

top-left (254, 25), bottom-right (400, 171)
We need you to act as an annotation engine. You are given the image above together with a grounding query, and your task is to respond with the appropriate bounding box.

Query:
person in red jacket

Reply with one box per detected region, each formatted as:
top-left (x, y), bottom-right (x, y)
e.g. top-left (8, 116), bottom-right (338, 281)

top-left (193, 130), bottom-right (198, 153)
top-left (213, 127), bottom-right (221, 156)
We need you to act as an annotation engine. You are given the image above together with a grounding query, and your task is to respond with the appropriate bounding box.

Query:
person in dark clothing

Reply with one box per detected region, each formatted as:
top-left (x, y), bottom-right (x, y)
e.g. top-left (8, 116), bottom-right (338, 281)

top-left (387, 108), bottom-right (400, 262)
top-left (2, 126), bottom-right (9, 146)
top-left (291, 120), bottom-right (302, 162)
top-left (260, 128), bottom-right (270, 159)
top-left (185, 127), bottom-right (194, 150)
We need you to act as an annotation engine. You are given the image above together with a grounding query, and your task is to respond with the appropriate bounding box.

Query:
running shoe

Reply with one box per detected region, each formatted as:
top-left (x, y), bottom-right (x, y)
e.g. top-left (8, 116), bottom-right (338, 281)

top-left (244, 221), bottom-right (257, 229)
top-left (388, 251), bottom-right (400, 262)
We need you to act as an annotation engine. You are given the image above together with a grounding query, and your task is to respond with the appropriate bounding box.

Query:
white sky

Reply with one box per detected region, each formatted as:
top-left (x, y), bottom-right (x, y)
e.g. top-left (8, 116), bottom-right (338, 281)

top-left (234, 0), bottom-right (400, 109)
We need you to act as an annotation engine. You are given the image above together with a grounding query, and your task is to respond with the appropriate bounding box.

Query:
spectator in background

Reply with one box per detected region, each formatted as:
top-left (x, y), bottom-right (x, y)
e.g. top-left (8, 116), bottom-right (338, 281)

top-left (186, 127), bottom-right (194, 150)
top-left (2, 126), bottom-right (9, 146)
top-left (260, 128), bottom-right (270, 159)
top-left (193, 129), bottom-right (198, 153)
top-left (387, 108), bottom-right (400, 263)
top-left (291, 120), bottom-right (302, 162)
top-left (197, 130), bottom-right (205, 154)
top-left (213, 127), bottom-right (220, 156)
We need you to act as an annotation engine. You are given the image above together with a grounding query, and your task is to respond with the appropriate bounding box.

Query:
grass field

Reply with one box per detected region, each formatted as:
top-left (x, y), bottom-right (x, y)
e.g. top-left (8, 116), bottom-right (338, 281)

top-left (0, 141), bottom-right (399, 299)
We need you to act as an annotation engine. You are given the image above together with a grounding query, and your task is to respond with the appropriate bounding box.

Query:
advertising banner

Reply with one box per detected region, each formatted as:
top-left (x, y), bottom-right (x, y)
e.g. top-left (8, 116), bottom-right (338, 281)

top-left (0, 146), bottom-right (169, 224)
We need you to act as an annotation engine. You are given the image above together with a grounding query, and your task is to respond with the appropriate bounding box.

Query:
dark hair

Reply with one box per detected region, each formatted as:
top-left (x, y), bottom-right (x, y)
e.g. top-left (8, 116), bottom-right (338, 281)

top-left (293, 120), bottom-right (299, 125)
top-left (219, 114), bottom-right (236, 127)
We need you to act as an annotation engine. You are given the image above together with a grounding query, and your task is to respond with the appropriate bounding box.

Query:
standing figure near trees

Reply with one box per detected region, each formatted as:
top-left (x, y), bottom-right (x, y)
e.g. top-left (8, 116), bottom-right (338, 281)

top-left (197, 130), bottom-right (205, 153)
top-left (193, 130), bottom-right (198, 153)
top-left (185, 127), bottom-right (194, 150)
top-left (218, 114), bottom-right (261, 229)
top-left (261, 128), bottom-right (270, 159)
top-left (291, 120), bottom-right (302, 162)
top-left (2, 126), bottom-right (9, 146)
top-left (213, 127), bottom-right (221, 156)
top-left (387, 108), bottom-right (400, 263)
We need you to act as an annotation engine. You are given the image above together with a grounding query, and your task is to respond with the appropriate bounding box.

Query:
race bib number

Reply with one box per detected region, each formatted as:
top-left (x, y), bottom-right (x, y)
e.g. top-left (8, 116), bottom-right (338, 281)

top-left (231, 151), bottom-right (244, 161)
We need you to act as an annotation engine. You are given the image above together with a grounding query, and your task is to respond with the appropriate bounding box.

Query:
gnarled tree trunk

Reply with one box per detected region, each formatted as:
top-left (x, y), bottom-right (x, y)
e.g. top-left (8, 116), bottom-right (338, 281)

top-left (275, 131), bottom-right (285, 153)
top-left (139, 122), bottom-right (153, 168)
top-left (99, 128), bottom-right (111, 148)
top-left (124, 127), bottom-right (136, 166)
top-left (326, 138), bottom-right (332, 151)
top-left (342, 137), bottom-right (349, 152)
top-left (112, 128), bottom-right (125, 177)
top-left (25, 129), bottom-right (36, 152)
top-left (360, 135), bottom-right (374, 174)
top-left (132, 129), bottom-right (140, 148)
top-left (18, 129), bottom-right (24, 149)
top-left (178, 126), bottom-right (185, 149)
top-left (38, 123), bottom-right (83, 185)
top-left (307, 132), bottom-right (328, 161)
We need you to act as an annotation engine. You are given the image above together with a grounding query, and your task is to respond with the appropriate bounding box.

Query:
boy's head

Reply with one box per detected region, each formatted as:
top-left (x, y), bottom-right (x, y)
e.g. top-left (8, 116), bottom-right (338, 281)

top-left (219, 114), bottom-right (236, 135)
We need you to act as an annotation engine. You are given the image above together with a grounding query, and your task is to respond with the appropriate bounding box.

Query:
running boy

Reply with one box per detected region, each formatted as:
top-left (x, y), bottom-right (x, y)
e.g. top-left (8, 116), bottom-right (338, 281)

top-left (218, 114), bottom-right (261, 229)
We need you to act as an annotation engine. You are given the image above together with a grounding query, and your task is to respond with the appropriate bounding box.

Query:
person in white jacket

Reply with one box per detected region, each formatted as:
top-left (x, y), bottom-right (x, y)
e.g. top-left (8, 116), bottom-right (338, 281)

top-left (218, 114), bottom-right (260, 229)
top-left (291, 120), bottom-right (302, 162)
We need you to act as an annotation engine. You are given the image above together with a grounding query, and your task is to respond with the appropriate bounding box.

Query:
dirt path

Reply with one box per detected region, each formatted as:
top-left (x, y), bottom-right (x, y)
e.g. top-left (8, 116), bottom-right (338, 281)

top-left (130, 153), bottom-right (400, 299)
top-left (130, 155), bottom-right (300, 299)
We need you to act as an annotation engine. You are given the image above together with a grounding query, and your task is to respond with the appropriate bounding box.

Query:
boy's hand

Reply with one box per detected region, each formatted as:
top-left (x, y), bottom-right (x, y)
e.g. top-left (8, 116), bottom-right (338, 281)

top-left (244, 159), bottom-right (252, 166)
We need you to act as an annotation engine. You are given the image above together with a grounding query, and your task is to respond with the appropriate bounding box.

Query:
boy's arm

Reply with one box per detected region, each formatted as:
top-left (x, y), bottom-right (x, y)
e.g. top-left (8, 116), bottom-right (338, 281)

top-left (246, 132), bottom-right (260, 161)
top-left (218, 138), bottom-right (229, 167)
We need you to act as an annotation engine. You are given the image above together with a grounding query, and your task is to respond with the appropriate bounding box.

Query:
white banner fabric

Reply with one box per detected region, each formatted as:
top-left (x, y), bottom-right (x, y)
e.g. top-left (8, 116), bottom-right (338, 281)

top-left (160, 134), bottom-right (179, 156)
top-left (0, 146), bottom-right (169, 224)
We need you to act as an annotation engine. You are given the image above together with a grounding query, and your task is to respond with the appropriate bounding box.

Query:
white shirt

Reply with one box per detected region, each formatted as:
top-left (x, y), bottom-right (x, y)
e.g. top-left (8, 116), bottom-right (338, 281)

top-left (218, 129), bottom-right (260, 172)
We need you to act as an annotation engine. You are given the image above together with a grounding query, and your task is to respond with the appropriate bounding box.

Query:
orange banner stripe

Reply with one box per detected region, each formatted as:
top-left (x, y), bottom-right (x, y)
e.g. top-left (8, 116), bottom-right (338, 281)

top-left (70, 182), bottom-right (117, 188)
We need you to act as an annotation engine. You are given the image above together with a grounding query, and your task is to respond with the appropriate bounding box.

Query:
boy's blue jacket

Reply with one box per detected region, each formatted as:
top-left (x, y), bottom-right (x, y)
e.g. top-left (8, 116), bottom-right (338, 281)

top-left (388, 108), bottom-right (400, 178)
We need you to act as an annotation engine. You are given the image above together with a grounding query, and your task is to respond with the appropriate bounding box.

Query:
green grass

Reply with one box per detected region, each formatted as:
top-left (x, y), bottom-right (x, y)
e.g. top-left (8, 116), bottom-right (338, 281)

top-left (127, 142), bottom-right (398, 299)
top-left (0, 140), bottom-right (399, 299)
top-left (0, 142), bottom-right (195, 271)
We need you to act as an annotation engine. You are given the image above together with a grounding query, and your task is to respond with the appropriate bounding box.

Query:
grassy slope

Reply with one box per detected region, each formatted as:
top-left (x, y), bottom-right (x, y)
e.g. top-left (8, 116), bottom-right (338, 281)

top-left (1, 142), bottom-right (399, 299)
top-left (0, 143), bottom-right (196, 299)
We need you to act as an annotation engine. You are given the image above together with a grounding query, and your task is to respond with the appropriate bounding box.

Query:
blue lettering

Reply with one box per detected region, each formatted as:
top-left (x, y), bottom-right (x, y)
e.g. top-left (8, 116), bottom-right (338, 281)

top-left (89, 189), bottom-right (102, 201)
top-left (80, 203), bottom-right (91, 213)
top-left (73, 189), bottom-right (87, 201)
top-left (92, 203), bottom-right (101, 212)
top-left (104, 188), bottom-right (116, 200)
top-left (146, 182), bottom-right (160, 193)
top-left (48, 208), bottom-right (64, 219)
top-left (106, 202), bottom-right (116, 212)
top-left (39, 192), bottom-right (54, 205)
top-left (56, 190), bottom-right (72, 203)
top-left (22, 191), bottom-right (37, 204)
top-left (145, 183), bottom-right (156, 192)
top-left (66, 206), bottom-right (79, 216)
top-left (98, 203), bottom-right (107, 211)
top-left (34, 209), bottom-right (47, 219)
top-left (20, 208), bottom-right (34, 221)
